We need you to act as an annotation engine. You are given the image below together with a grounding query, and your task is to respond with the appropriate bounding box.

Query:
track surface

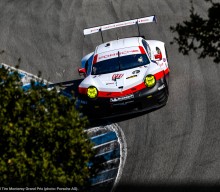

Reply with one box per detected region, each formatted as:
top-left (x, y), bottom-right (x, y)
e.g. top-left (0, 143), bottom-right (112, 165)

top-left (0, 0), bottom-right (220, 190)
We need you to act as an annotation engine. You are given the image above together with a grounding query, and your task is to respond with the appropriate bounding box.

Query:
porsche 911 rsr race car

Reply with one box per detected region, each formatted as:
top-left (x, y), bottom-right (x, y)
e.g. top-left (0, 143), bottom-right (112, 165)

top-left (77, 15), bottom-right (170, 119)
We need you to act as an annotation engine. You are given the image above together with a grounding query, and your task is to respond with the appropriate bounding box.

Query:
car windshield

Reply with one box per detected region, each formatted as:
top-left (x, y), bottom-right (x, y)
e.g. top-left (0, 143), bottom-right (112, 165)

top-left (91, 54), bottom-right (150, 75)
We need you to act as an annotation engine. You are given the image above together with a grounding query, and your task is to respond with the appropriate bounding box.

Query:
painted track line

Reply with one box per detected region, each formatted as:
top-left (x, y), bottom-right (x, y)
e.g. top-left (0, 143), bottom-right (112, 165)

top-left (107, 123), bottom-right (127, 192)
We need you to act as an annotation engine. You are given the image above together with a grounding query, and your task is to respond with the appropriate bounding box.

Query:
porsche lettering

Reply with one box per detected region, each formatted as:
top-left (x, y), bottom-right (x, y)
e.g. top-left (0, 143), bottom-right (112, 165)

top-left (98, 50), bottom-right (139, 61)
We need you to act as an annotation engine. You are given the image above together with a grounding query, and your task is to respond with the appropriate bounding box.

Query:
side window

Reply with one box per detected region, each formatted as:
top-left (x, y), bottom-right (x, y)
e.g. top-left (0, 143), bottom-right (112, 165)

top-left (142, 40), bottom-right (151, 59)
top-left (86, 54), bottom-right (94, 75)
top-left (85, 61), bottom-right (88, 72)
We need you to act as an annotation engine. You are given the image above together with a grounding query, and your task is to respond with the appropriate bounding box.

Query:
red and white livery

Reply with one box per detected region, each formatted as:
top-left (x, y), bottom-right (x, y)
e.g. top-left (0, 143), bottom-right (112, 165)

top-left (77, 15), bottom-right (170, 119)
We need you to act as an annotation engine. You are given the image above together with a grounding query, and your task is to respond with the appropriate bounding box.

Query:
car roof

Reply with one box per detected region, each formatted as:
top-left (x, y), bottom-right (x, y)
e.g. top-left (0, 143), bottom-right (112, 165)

top-left (95, 37), bottom-right (143, 54)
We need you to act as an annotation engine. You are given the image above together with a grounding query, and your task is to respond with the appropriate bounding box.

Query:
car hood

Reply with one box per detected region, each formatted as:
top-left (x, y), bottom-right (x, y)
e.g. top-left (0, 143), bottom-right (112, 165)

top-left (80, 65), bottom-right (149, 92)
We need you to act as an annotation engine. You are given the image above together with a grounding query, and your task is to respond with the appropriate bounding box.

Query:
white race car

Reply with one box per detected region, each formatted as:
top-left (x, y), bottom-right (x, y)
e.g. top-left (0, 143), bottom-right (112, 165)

top-left (77, 16), bottom-right (170, 119)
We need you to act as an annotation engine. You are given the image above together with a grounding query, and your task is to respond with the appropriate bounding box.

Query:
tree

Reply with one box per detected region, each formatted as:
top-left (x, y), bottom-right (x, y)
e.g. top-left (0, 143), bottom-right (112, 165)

top-left (0, 66), bottom-right (95, 188)
top-left (170, 0), bottom-right (220, 63)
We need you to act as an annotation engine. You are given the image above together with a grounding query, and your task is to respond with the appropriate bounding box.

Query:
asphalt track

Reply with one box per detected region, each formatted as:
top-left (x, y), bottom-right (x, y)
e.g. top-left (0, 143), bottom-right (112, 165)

top-left (0, 0), bottom-right (220, 191)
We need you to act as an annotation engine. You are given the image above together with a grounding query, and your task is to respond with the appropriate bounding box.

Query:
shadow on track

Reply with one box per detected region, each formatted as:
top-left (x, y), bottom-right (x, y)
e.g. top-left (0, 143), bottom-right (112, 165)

top-left (88, 104), bottom-right (166, 128)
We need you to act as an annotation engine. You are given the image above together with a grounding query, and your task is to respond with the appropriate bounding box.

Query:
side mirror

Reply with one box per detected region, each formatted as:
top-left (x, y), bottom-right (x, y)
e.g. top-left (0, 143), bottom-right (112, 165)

top-left (154, 53), bottom-right (162, 61)
top-left (154, 47), bottom-right (162, 61)
top-left (78, 68), bottom-right (86, 77)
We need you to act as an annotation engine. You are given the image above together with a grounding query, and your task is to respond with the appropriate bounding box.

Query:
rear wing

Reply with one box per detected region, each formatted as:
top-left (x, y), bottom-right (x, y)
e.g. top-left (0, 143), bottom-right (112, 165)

top-left (83, 15), bottom-right (157, 42)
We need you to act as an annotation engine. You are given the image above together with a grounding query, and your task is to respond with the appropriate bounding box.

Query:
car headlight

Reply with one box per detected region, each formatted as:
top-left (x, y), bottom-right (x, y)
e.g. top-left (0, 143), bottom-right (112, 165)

top-left (144, 75), bottom-right (156, 88)
top-left (87, 86), bottom-right (98, 99)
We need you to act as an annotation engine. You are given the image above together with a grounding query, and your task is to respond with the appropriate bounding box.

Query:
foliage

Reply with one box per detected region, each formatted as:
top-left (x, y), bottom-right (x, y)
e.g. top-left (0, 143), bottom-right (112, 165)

top-left (0, 66), bottom-right (95, 188)
top-left (170, 0), bottom-right (220, 63)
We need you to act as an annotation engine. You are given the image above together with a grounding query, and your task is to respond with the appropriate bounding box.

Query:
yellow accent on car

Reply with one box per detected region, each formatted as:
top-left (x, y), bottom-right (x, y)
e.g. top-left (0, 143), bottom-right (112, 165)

top-left (87, 86), bottom-right (98, 99)
top-left (144, 75), bottom-right (156, 88)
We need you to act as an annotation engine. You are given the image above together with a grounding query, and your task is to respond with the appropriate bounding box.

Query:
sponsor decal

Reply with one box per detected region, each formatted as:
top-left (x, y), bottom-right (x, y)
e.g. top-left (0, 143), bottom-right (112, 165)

top-left (106, 82), bottom-right (115, 85)
top-left (126, 75), bottom-right (137, 79)
top-left (110, 94), bottom-right (134, 103)
top-left (132, 70), bottom-right (140, 74)
top-left (138, 18), bottom-right (150, 23)
top-left (83, 16), bottom-right (156, 35)
top-left (112, 74), bottom-right (124, 81)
